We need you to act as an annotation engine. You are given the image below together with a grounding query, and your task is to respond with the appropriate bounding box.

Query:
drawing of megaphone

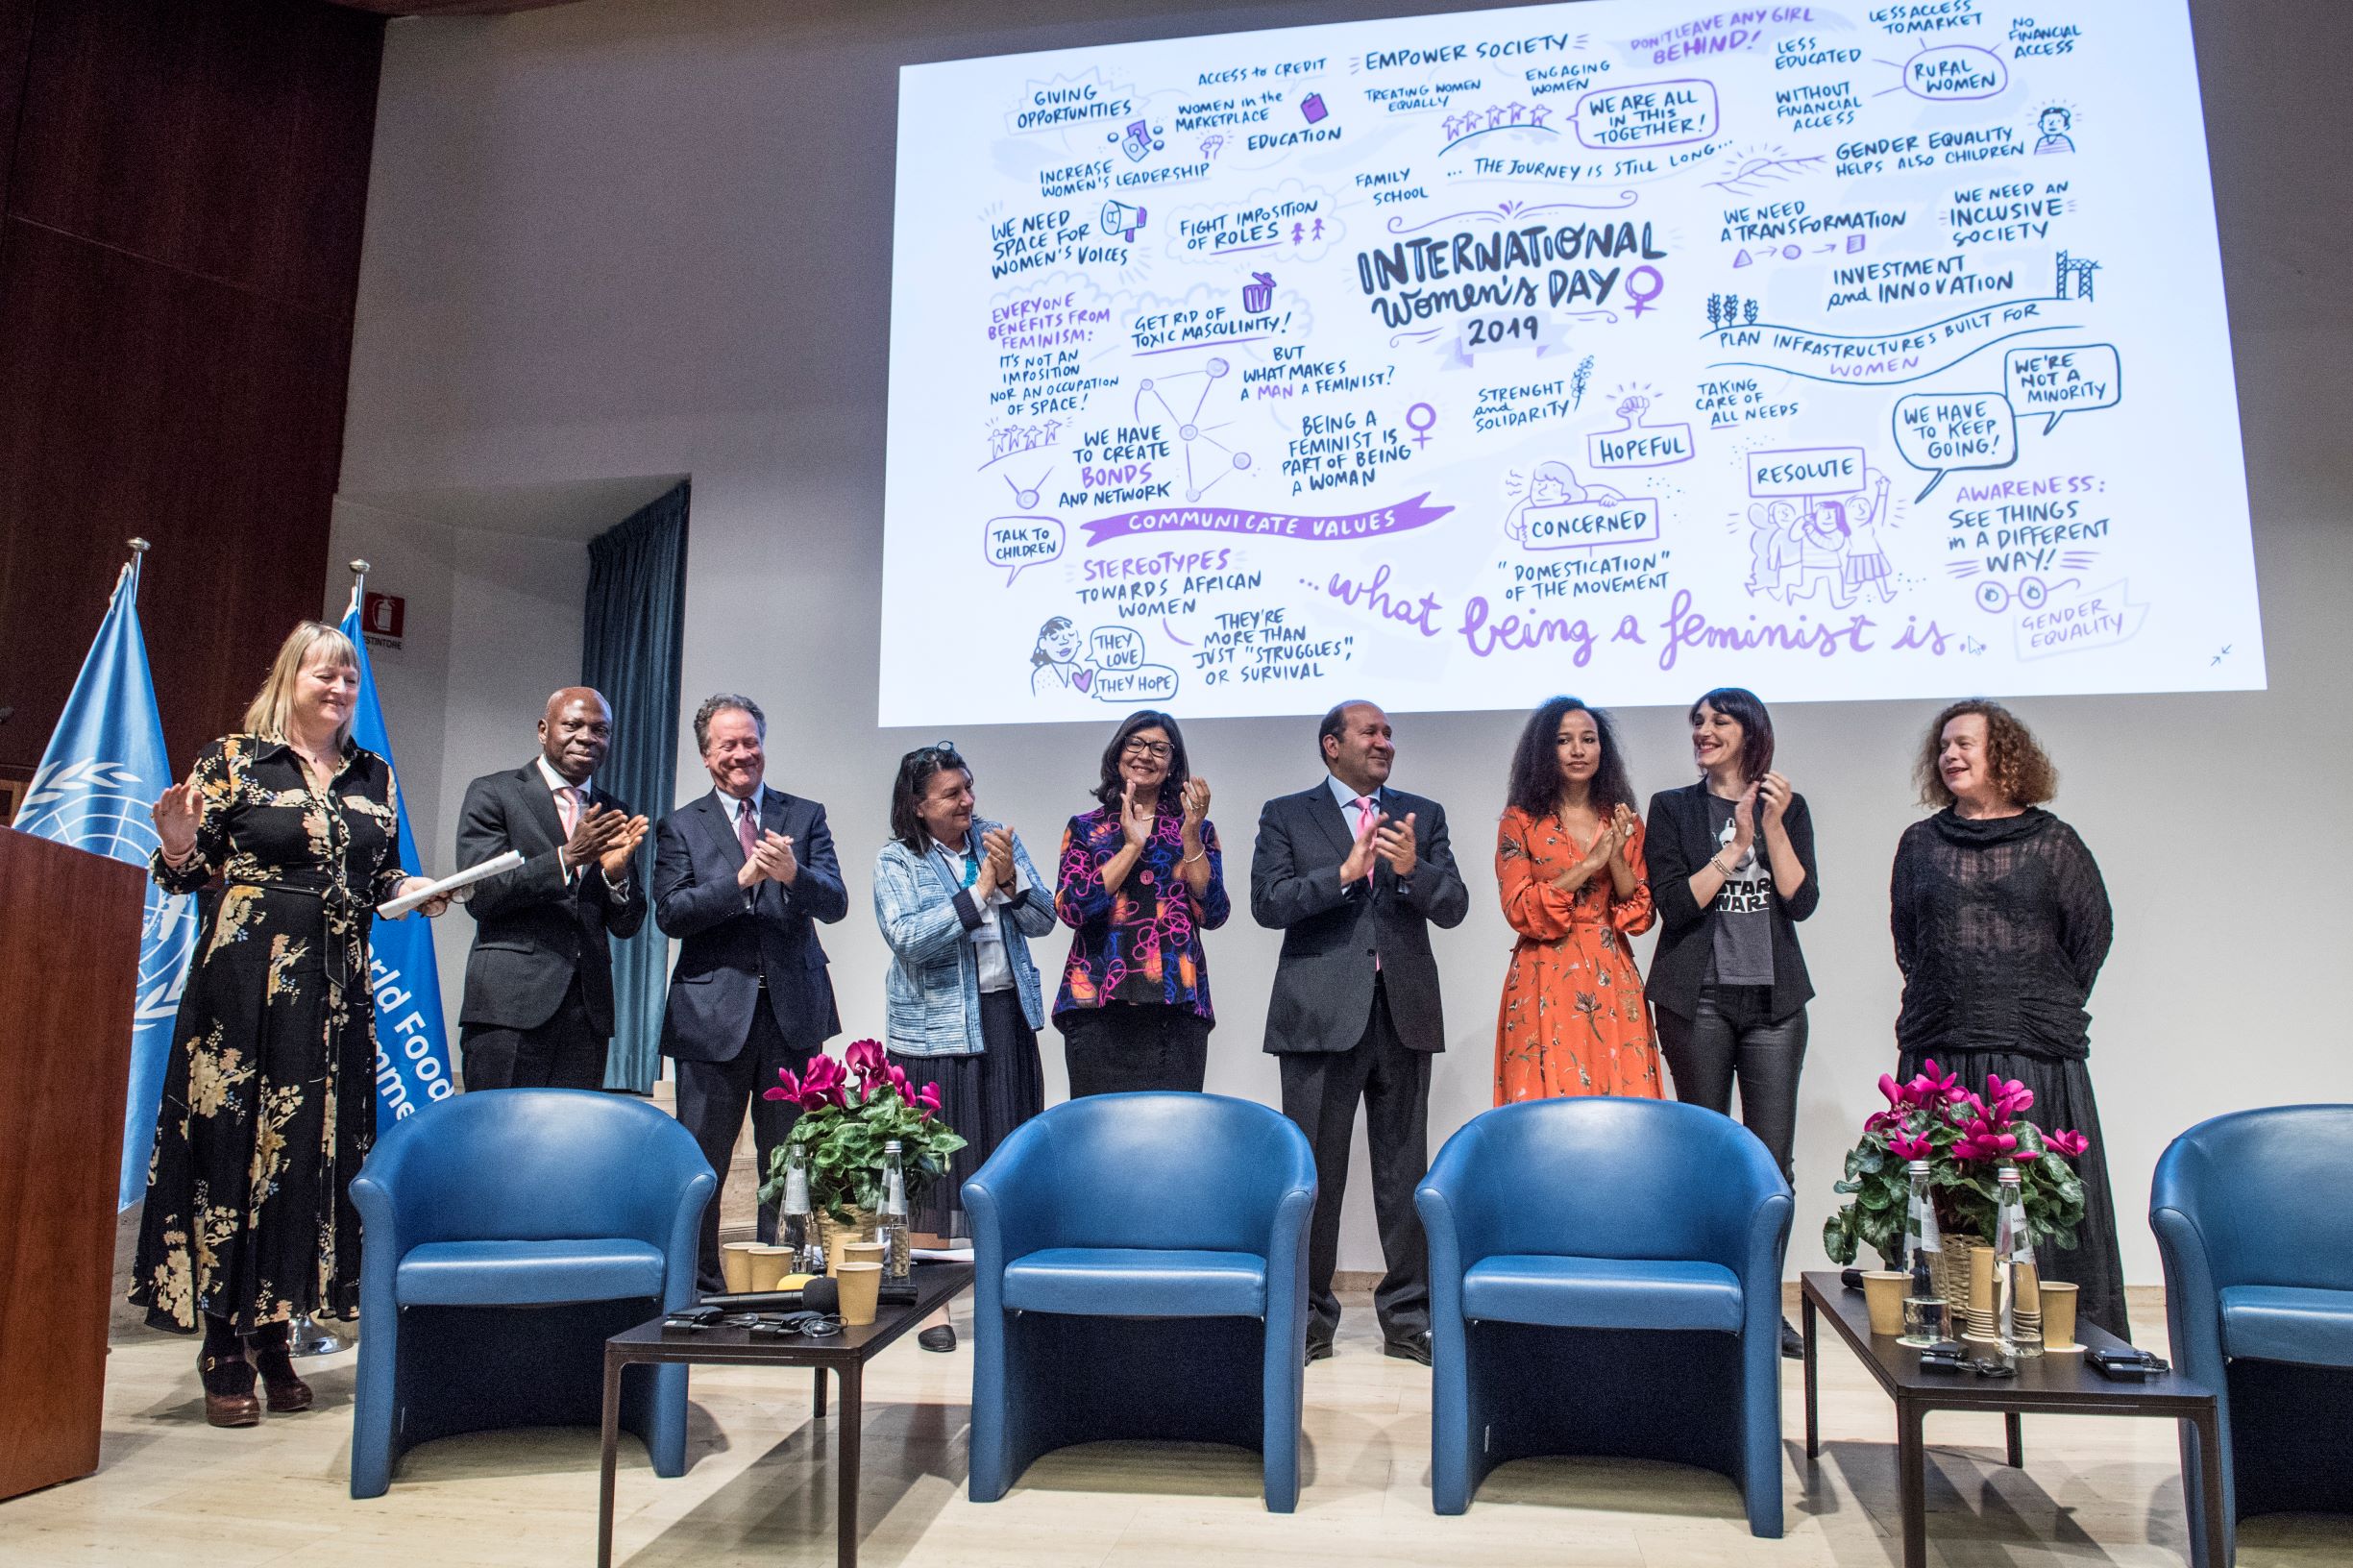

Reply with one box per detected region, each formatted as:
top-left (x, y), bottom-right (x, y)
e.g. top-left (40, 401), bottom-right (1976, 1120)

top-left (1100, 200), bottom-right (1148, 242)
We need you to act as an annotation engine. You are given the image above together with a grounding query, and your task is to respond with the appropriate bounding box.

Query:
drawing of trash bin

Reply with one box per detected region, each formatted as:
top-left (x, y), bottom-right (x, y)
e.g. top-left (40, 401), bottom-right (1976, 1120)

top-left (1243, 272), bottom-right (1276, 313)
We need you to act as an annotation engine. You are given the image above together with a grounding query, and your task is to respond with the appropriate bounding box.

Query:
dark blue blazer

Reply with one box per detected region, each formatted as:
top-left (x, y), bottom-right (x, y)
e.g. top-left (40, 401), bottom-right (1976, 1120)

top-left (652, 785), bottom-right (846, 1062)
top-left (1249, 780), bottom-right (1469, 1055)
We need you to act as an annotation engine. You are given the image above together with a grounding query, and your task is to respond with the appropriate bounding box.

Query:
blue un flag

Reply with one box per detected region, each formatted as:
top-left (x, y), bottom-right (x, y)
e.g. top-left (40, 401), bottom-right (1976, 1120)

top-left (17, 558), bottom-right (197, 1210)
top-left (339, 596), bottom-right (457, 1121)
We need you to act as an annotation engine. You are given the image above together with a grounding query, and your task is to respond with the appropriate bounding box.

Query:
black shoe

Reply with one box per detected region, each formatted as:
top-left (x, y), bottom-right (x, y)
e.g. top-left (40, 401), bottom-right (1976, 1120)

top-left (1382, 1330), bottom-right (1433, 1366)
top-left (918, 1325), bottom-right (957, 1353)
top-left (1304, 1332), bottom-right (1336, 1365)
top-left (1780, 1317), bottom-right (1804, 1360)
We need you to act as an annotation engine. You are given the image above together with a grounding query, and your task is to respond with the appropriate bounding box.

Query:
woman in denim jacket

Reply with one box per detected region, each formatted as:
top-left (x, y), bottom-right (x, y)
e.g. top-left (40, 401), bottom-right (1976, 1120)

top-left (873, 743), bottom-right (1053, 1347)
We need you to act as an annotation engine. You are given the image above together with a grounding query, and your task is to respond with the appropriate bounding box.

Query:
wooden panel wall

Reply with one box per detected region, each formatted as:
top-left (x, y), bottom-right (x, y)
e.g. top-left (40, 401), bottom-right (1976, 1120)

top-left (0, 0), bottom-right (383, 780)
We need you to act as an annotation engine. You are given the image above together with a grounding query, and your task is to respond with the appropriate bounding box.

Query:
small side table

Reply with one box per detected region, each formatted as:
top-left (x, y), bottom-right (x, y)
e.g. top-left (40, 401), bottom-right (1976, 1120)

top-left (599, 1262), bottom-right (973, 1568)
top-left (1800, 1270), bottom-right (2228, 1568)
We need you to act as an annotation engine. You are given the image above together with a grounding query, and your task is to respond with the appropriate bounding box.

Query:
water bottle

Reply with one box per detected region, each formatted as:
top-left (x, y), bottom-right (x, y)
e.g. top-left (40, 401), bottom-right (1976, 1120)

top-left (1900, 1159), bottom-right (1946, 1347)
top-left (877, 1139), bottom-right (912, 1286)
top-left (1994, 1165), bottom-right (2042, 1359)
top-left (780, 1143), bottom-right (824, 1275)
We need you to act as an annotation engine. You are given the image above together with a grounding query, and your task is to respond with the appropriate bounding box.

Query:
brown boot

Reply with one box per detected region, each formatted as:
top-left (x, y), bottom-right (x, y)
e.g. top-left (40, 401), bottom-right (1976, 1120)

top-left (199, 1348), bottom-right (261, 1428)
top-left (248, 1322), bottom-right (313, 1413)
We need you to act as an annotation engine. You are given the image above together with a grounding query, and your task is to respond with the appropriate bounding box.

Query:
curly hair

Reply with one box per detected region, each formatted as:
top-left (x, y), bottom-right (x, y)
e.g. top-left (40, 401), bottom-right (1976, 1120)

top-left (1092, 709), bottom-right (1190, 811)
top-left (1914, 698), bottom-right (2058, 809)
top-left (691, 692), bottom-right (765, 755)
top-left (1506, 696), bottom-right (1636, 817)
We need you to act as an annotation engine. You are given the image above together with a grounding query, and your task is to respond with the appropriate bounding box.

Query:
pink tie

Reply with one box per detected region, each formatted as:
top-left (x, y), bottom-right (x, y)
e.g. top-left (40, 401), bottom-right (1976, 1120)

top-left (1356, 796), bottom-right (1381, 970)
top-left (737, 799), bottom-right (759, 859)
top-left (556, 786), bottom-right (580, 837)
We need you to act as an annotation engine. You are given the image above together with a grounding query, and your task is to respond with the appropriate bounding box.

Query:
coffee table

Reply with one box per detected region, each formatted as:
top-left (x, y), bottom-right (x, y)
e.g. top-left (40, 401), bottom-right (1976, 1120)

top-left (597, 1261), bottom-right (974, 1568)
top-left (1799, 1271), bottom-right (2225, 1568)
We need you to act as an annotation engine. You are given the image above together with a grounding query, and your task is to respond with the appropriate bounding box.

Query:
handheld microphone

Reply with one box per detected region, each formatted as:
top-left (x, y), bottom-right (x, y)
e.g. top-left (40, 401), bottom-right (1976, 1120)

top-left (700, 1275), bottom-right (840, 1314)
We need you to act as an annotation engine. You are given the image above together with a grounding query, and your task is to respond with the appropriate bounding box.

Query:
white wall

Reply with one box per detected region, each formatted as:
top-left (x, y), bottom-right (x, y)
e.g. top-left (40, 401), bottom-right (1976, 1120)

top-left (325, 501), bottom-right (591, 1034)
top-left (342, 0), bottom-right (2353, 1279)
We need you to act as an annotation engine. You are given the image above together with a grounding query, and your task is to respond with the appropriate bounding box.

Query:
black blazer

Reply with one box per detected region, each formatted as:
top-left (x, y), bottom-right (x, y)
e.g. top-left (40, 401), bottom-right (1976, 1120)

top-left (652, 785), bottom-right (846, 1062)
top-left (1249, 781), bottom-right (1470, 1054)
top-left (1644, 781), bottom-right (1820, 1024)
top-left (456, 762), bottom-right (649, 1035)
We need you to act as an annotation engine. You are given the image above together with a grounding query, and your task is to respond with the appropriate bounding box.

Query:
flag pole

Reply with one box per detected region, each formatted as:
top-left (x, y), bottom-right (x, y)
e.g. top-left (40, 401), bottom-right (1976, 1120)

top-left (118, 536), bottom-right (149, 600)
top-left (346, 557), bottom-right (370, 621)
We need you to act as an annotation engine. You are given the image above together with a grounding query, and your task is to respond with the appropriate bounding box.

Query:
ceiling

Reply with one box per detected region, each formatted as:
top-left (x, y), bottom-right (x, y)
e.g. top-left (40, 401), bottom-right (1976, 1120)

top-left (335, 475), bottom-right (688, 543)
top-left (327, 1), bottom-right (585, 14)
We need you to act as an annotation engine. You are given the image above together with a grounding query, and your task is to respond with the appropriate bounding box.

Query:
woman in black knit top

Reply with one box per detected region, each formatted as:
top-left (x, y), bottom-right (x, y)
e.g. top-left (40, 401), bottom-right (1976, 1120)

top-left (1891, 698), bottom-right (2125, 1339)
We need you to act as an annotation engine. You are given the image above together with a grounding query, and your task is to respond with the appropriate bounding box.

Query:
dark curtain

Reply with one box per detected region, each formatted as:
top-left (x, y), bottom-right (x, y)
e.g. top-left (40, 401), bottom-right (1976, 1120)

top-left (583, 480), bottom-right (688, 1092)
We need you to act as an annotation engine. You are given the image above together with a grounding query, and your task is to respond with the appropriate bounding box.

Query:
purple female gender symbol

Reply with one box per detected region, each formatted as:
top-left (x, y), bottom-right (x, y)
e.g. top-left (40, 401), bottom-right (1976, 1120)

top-left (1406, 402), bottom-right (1437, 449)
top-left (1625, 264), bottom-right (1665, 317)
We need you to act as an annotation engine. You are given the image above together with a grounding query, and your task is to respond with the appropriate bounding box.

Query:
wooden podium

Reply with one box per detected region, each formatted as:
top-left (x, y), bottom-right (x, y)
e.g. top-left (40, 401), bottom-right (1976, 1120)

top-left (0, 827), bottom-right (144, 1501)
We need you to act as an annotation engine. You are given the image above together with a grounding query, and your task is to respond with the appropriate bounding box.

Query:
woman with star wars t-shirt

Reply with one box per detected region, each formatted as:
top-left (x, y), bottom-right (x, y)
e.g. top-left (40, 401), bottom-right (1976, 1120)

top-left (1649, 694), bottom-right (1819, 1169)
top-left (1646, 687), bottom-right (1820, 1355)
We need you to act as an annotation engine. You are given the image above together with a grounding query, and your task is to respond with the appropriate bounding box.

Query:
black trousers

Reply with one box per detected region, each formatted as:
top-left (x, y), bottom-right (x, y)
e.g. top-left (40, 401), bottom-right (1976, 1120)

top-left (1058, 1003), bottom-right (1212, 1095)
top-left (674, 997), bottom-right (821, 1295)
top-left (460, 972), bottom-right (608, 1091)
top-left (1278, 978), bottom-right (1431, 1343)
top-left (1655, 983), bottom-right (1808, 1186)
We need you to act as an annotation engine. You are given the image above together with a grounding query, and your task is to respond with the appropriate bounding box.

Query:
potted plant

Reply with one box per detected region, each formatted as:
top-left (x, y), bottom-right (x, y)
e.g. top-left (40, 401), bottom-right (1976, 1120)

top-left (1825, 1060), bottom-right (2090, 1300)
top-left (756, 1040), bottom-right (967, 1255)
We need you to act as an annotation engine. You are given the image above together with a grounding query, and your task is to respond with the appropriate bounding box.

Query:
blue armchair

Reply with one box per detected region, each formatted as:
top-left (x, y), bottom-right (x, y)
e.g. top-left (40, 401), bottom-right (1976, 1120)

top-left (1416, 1098), bottom-right (1792, 1533)
top-left (962, 1092), bottom-right (1316, 1511)
top-left (348, 1089), bottom-right (715, 1498)
top-left (2151, 1104), bottom-right (2353, 1566)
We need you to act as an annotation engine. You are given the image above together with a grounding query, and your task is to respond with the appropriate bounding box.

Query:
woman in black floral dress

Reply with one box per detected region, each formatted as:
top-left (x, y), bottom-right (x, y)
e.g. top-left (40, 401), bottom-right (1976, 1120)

top-left (136, 622), bottom-right (448, 1427)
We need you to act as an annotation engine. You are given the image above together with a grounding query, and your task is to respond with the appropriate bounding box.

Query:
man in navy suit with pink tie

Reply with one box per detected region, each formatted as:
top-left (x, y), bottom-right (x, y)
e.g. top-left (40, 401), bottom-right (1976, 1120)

top-left (652, 693), bottom-right (846, 1292)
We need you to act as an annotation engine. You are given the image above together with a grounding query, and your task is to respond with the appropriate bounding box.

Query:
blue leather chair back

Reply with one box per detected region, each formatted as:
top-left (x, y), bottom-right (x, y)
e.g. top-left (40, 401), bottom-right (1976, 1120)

top-left (974, 1092), bottom-right (1314, 1253)
top-left (2151, 1105), bottom-right (2353, 1290)
top-left (354, 1088), bottom-right (714, 1250)
top-left (1426, 1098), bottom-right (1786, 1268)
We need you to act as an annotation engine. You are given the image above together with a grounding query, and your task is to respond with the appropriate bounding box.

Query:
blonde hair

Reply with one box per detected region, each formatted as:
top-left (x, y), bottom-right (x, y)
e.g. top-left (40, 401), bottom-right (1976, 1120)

top-left (243, 622), bottom-right (360, 747)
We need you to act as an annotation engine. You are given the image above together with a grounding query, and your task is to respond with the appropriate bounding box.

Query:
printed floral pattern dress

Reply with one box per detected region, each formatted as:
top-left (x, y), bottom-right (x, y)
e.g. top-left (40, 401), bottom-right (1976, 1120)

top-left (132, 734), bottom-right (405, 1335)
top-left (1051, 804), bottom-right (1229, 1018)
top-left (1493, 805), bottom-right (1663, 1104)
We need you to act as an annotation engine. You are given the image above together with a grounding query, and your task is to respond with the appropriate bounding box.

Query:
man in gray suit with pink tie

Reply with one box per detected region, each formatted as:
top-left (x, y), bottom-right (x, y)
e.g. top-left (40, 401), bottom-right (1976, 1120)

top-left (1251, 700), bottom-right (1469, 1366)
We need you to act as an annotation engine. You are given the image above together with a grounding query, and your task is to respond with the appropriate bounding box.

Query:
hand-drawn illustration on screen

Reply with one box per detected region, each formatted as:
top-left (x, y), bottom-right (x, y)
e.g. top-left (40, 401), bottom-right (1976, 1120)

top-left (1504, 460), bottom-right (1660, 553)
top-left (1136, 359), bottom-right (1253, 502)
top-left (2033, 107), bottom-right (2076, 156)
top-left (1031, 616), bottom-right (1097, 696)
top-left (1743, 452), bottom-right (1896, 607)
top-left (1839, 474), bottom-right (1898, 604)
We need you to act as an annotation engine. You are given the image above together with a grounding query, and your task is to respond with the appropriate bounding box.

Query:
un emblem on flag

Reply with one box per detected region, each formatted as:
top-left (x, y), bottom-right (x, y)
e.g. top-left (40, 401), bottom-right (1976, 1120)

top-left (19, 758), bottom-right (196, 1025)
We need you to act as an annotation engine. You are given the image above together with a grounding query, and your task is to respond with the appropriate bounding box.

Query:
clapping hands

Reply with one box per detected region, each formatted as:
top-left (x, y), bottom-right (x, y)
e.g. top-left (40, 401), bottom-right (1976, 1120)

top-left (974, 826), bottom-right (1017, 898)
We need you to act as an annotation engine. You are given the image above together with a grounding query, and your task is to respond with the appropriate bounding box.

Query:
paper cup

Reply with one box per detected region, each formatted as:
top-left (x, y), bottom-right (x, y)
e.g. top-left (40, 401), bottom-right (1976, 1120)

top-left (721, 1240), bottom-right (759, 1294)
top-left (835, 1262), bottom-right (882, 1326)
top-left (1965, 1242), bottom-right (1999, 1341)
top-left (826, 1217), bottom-right (870, 1276)
top-left (844, 1241), bottom-right (887, 1270)
top-left (2040, 1281), bottom-right (2081, 1351)
top-left (1863, 1271), bottom-right (1909, 1337)
top-left (748, 1243), bottom-right (795, 1292)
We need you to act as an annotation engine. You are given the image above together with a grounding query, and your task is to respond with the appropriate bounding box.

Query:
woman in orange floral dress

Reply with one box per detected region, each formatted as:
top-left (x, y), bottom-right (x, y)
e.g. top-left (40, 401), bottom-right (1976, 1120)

top-left (1494, 696), bottom-right (1663, 1103)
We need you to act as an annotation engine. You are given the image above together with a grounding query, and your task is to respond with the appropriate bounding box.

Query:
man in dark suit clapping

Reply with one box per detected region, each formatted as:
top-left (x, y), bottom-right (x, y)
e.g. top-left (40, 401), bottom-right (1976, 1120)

top-left (654, 693), bottom-right (847, 1292)
top-left (1251, 701), bottom-right (1469, 1365)
top-left (455, 686), bottom-right (650, 1091)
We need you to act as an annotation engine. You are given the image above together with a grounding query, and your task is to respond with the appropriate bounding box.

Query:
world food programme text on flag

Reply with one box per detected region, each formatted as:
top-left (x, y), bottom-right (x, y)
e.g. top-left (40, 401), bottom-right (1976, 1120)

top-left (339, 591), bottom-right (456, 1120)
top-left (16, 549), bottom-right (197, 1210)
